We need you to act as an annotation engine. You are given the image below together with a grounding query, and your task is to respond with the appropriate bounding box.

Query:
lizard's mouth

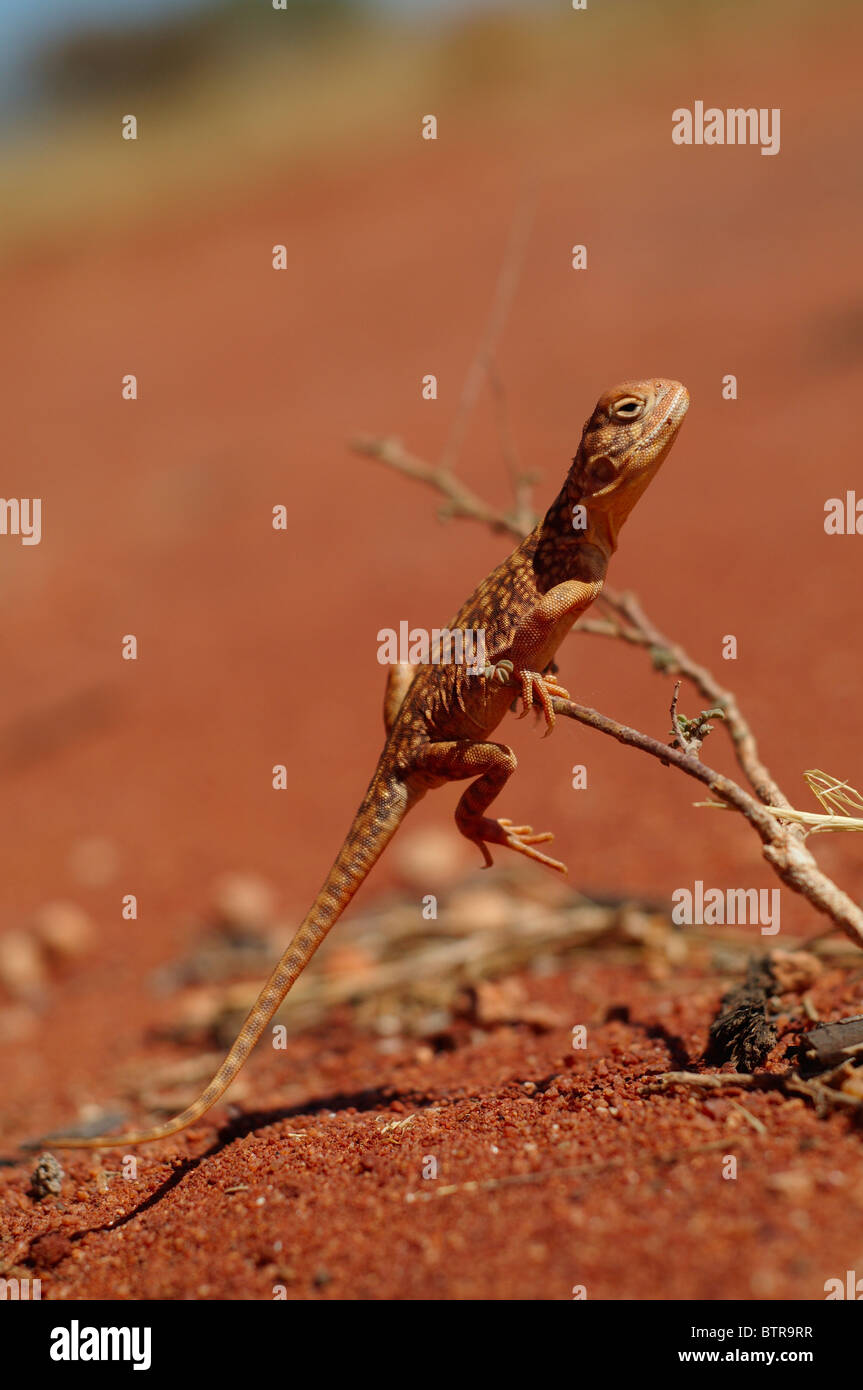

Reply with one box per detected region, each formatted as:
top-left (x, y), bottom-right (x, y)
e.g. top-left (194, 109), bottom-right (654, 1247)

top-left (635, 381), bottom-right (689, 456)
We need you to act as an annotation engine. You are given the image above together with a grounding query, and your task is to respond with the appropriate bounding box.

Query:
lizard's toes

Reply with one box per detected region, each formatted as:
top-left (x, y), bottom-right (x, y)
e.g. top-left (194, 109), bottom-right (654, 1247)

top-left (535, 849), bottom-right (567, 874)
top-left (499, 819), bottom-right (554, 845)
top-left (511, 839), bottom-right (568, 873)
top-left (545, 680), bottom-right (571, 700)
top-left (484, 658), bottom-right (514, 687)
top-left (496, 820), bottom-right (566, 871)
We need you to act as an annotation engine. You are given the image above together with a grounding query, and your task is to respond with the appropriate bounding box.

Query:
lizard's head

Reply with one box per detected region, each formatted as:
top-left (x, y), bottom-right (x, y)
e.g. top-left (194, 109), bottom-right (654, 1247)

top-left (572, 377), bottom-right (689, 544)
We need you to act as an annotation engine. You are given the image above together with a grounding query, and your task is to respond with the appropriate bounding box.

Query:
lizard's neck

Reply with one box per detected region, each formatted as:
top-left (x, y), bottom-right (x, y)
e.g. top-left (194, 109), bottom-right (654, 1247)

top-left (530, 480), bottom-right (616, 590)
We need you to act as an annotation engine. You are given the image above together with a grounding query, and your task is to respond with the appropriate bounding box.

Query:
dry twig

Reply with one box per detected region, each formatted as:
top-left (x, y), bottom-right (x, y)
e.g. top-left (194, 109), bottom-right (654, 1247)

top-left (439, 178), bottom-right (537, 485)
top-left (652, 1068), bottom-right (863, 1119)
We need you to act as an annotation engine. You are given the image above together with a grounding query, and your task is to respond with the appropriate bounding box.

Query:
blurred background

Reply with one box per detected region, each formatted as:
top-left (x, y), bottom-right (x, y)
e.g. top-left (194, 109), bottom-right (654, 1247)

top-left (2, 0), bottom-right (863, 1297)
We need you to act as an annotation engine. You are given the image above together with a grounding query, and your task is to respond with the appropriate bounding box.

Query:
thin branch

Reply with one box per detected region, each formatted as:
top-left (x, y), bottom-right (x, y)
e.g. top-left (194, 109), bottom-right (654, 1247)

top-left (351, 432), bottom-right (535, 535)
top-left (668, 680), bottom-right (720, 758)
top-left (439, 179), bottom-right (537, 476)
top-left (350, 435), bottom-right (520, 534)
top-left (669, 680), bottom-right (688, 752)
top-left (590, 588), bottom-right (796, 816)
top-left (552, 695), bottom-right (863, 951)
top-left (697, 800), bottom-right (863, 834)
top-left (652, 1068), bottom-right (863, 1117)
top-left (486, 360), bottom-right (537, 533)
top-left (651, 1071), bottom-right (760, 1090)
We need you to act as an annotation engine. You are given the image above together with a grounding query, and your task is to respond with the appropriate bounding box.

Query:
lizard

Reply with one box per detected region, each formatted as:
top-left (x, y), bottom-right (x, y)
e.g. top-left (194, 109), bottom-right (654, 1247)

top-left (41, 376), bottom-right (688, 1149)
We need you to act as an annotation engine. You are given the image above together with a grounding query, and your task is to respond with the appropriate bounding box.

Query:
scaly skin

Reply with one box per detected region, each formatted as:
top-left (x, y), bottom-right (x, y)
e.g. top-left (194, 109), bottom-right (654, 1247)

top-left (40, 377), bottom-right (688, 1149)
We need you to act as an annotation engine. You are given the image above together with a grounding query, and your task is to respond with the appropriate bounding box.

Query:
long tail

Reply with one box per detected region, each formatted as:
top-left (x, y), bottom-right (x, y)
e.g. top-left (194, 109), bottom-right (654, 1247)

top-left (38, 771), bottom-right (411, 1149)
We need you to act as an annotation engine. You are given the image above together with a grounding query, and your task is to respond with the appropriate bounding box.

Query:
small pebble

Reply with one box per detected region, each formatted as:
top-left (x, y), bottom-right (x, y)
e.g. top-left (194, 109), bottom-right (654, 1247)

top-left (0, 929), bottom-right (46, 999)
top-left (446, 887), bottom-right (513, 933)
top-left (30, 1152), bottom-right (65, 1200)
top-left (32, 902), bottom-right (94, 962)
top-left (392, 827), bottom-right (466, 889)
top-left (211, 873), bottom-right (276, 931)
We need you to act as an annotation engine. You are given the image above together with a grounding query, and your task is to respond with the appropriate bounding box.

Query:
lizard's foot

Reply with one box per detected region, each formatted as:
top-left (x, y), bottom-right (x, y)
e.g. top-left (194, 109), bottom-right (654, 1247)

top-left (516, 670), bottom-right (571, 735)
top-left (466, 816), bottom-right (567, 874)
top-left (484, 657), bottom-right (515, 687)
top-left (482, 660), bottom-right (570, 735)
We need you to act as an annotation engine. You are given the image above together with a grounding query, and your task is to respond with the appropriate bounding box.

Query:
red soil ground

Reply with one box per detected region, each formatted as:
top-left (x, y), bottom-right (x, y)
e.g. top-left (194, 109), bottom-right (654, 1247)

top-left (2, 15), bottom-right (863, 1299)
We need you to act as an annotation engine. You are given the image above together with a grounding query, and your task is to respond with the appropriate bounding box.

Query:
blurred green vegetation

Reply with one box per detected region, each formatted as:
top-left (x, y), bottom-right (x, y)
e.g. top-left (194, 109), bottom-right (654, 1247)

top-left (36, 0), bottom-right (366, 107)
top-left (0, 0), bottom-right (844, 261)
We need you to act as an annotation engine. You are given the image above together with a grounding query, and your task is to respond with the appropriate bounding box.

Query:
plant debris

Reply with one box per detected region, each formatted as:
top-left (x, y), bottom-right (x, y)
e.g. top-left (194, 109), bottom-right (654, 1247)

top-left (708, 955), bottom-right (778, 1071)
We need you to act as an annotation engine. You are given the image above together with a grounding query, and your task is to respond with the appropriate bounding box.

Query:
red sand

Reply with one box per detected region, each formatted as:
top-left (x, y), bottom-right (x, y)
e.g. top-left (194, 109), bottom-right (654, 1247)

top-left (2, 21), bottom-right (863, 1299)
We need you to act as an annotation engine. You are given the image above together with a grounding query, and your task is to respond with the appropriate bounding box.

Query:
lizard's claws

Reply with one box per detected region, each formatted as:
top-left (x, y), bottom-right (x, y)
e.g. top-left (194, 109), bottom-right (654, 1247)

top-left (516, 670), bottom-right (571, 735)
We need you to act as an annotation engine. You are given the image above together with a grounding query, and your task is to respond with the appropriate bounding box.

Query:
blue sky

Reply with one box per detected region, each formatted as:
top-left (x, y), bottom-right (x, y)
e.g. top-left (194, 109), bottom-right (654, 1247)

top-left (0, 0), bottom-right (519, 122)
top-left (0, 0), bottom-right (513, 60)
top-left (0, 0), bottom-right (207, 56)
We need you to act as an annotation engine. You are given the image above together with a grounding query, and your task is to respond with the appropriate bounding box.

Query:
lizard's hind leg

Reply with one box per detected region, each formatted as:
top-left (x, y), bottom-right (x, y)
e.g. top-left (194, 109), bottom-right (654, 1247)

top-left (411, 740), bottom-right (567, 874)
top-left (383, 662), bottom-right (417, 733)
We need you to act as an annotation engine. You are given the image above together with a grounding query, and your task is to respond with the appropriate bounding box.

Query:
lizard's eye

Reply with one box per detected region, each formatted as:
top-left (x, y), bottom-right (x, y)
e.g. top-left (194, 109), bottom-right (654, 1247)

top-left (610, 397), bottom-right (644, 419)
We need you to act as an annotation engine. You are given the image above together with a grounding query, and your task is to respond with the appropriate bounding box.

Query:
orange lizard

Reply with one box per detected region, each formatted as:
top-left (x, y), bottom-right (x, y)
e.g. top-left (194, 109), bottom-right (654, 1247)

top-left (43, 377), bottom-right (688, 1148)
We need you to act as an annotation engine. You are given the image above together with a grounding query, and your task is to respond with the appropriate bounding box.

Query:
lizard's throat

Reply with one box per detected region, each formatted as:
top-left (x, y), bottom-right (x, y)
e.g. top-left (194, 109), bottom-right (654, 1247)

top-left (533, 488), bottom-right (614, 587)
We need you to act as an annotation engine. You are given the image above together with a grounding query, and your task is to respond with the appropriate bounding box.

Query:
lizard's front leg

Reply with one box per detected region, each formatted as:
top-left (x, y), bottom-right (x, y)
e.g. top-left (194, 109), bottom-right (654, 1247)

top-left (484, 577), bottom-right (604, 735)
top-left (410, 740), bottom-right (567, 874)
